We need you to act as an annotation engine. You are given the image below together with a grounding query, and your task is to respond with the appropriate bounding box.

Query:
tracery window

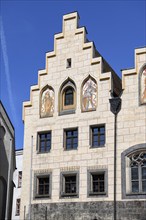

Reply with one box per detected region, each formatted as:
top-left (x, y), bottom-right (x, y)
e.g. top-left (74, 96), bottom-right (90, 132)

top-left (82, 76), bottom-right (97, 112)
top-left (40, 86), bottom-right (54, 118)
top-left (130, 152), bottom-right (146, 193)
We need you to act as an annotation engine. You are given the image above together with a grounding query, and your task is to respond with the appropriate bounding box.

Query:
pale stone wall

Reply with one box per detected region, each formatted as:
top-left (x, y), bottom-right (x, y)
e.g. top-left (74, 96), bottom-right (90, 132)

top-left (20, 12), bottom-right (146, 220)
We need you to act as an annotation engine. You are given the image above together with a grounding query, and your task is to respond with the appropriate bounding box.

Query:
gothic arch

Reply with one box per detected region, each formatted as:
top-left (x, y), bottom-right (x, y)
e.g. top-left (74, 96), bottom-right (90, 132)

top-left (40, 85), bottom-right (55, 118)
top-left (81, 75), bottom-right (97, 112)
top-left (59, 77), bottom-right (76, 115)
top-left (139, 64), bottom-right (146, 105)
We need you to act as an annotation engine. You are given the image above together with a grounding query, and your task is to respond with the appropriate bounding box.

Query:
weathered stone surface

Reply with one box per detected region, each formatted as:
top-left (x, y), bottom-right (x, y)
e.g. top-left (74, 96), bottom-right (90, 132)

top-left (30, 201), bottom-right (146, 220)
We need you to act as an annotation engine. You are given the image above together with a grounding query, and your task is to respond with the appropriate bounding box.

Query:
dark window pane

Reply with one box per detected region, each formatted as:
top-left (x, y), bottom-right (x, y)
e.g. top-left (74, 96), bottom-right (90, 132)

top-left (131, 167), bottom-right (138, 180)
top-left (38, 177), bottom-right (49, 195)
top-left (39, 132), bottom-right (51, 152)
top-left (142, 167), bottom-right (146, 179)
top-left (65, 129), bottom-right (78, 150)
top-left (64, 88), bottom-right (74, 105)
top-left (142, 181), bottom-right (146, 192)
top-left (92, 126), bottom-right (105, 147)
top-left (132, 181), bottom-right (139, 192)
top-left (64, 175), bottom-right (76, 194)
top-left (100, 127), bottom-right (105, 133)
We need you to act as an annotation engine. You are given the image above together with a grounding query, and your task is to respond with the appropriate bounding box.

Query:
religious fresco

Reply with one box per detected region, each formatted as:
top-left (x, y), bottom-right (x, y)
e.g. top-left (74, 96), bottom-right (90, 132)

top-left (40, 87), bottom-right (54, 117)
top-left (82, 78), bottom-right (97, 111)
top-left (140, 68), bottom-right (146, 104)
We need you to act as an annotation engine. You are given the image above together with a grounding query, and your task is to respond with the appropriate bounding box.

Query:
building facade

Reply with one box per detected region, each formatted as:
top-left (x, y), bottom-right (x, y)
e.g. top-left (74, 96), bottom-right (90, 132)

top-left (0, 101), bottom-right (16, 220)
top-left (12, 149), bottom-right (23, 220)
top-left (20, 12), bottom-right (146, 220)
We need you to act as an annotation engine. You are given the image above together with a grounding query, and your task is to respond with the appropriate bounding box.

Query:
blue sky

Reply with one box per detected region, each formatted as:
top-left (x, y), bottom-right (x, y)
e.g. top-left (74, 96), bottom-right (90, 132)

top-left (0, 1), bottom-right (146, 149)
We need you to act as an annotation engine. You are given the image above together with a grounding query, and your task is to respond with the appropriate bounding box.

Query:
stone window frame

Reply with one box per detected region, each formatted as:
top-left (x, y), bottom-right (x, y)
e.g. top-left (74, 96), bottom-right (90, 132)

top-left (63, 127), bottom-right (78, 151)
top-left (60, 171), bottom-right (79, 198)
top-left (18, 171), bottom-right (22, 188)
top-left (59, 78), bottom-right (76, 116)
top-left (15, 198), bottom-right (21, 216)
top-left (121, 143), bottom-right (146, 199)
top-left (87, 169), bottom-right (108, 197)
top-left (139, 64), bottom-right (146, 106)
top-left (37, 130), bottom-right (52, 154)
top-left (89, 124), bottom-right (106, 148)
top-left (34, 172), bottom-right (52, 199)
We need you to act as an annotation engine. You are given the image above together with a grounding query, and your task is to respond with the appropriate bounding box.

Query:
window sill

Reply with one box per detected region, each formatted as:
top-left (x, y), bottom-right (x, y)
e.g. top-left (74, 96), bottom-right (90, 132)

top-left (37, 150), bottom-right (51, 154)
top-left (64, 148), bottom-right (78, 151)
top-left (60, 193), bottom-right (78, 198)
top-left (90, 145), bottom-right (105, 149)
top-left (59, 109), bottom-right (75, 116)
top-left (126, 192), bottom-right (146, 196)
top-left (35, 194), bottom-right (51, 199)
top-left (88, 192), bottom-right (107, 197)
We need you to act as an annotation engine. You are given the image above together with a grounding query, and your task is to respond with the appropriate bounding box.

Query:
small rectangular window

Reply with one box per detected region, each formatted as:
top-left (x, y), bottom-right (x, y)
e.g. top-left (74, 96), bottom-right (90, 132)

top-left (18, 171), bottom-right (22, 188)
top-left (38, 131), bottom-right (51, 153)
top-left (64, 128), bottom-right (78, 150)
top-left (60, 172), bottom-right (79, 197)
top-left (88, 170), bottom-right (107, 197)
top-left (15, 199), bottom-right (21, 216)
top-left (66, 58), bottom-right (71, 68)
top-left (90, 125), bottom-right (105, 147)
top-left (35, 174), bottom-right (51, 198)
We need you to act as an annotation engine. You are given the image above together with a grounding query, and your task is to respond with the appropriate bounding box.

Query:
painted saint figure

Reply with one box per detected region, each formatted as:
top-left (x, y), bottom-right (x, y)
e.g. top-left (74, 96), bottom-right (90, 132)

top-left (82, 78), bottom-right (97, 111)
top-left (141, 68), bottom-right (146, 104)
top-left (41, 88), bottom-right (54, 117)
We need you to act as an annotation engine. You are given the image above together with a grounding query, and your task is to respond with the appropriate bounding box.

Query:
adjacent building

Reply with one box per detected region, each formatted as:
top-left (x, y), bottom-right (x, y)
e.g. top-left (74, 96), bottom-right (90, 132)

top-left (20, 12), bottom-right (146, 220)
top-left (12, 149), bottom-right (23, 220)
top-left (0, 101), bottom-right (16, 220)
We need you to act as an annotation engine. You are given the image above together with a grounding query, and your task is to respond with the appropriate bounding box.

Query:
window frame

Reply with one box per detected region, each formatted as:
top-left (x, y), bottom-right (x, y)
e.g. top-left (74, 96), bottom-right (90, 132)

top-left (121, 144), bottom-right (146, 199)
top-left (18, 171), bottom-right (22, 188)
top-left (60, 171), bottom-right (79, 198)
top-left (64, 127), bottom-right (78, 151)
top-left (34, 173), bottom-right (52, 199)
top-left (37, 131), bottom-right (52, 153)
top-left (90, 124), bottom-right (105, 148)
top-left (15, 198), bottom-right (21, 216)
top-left (63, 86), bottom-right (75, 109)
top-left (87, 169), bottom-right (108, 197)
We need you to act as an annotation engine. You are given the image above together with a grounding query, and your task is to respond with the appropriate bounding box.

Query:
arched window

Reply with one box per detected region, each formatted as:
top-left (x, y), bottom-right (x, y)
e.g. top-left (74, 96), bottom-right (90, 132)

top-left (130, 152), bottom-right (146, 193)
top-left (139, 65), bottom-right (146, 105)
top-left (40, 85), bottom-right (54, 118)
top-left (121, 144), bottom-right (146, 199)
top-left (81, 76), bottom-right (97, 112)
top-left (59, 78), bottom-right (76, 115)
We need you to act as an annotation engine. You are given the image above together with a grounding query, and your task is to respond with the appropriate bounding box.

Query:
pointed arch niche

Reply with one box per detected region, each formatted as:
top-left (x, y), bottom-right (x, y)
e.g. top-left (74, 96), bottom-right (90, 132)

top-left (59, 78), bottom-right (76, 115)
top-left (81, 76), bottom-right (97, 112)
top-left (40, 85), bottom-right (55, 118)
top-left (139, 65), bottom-right (146, 105)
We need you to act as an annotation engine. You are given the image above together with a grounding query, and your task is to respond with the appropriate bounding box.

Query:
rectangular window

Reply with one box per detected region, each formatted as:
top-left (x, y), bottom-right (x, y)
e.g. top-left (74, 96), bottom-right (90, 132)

top-left (90, 125), bottom-right (105, 147)
top-left (60, 172), bottom-right (79, 197)
top-left (64, 128), bottom-right (78, 150)
top-left (38, 131), bottom-right (51, 153)
top-left (35, 174), bottom-right (51, 198)
top-left (88, 170), bottom-right (107, 197)
top-left (15, 199), bottom-right (21, 216)
top-left (66, 58), bottom-right (71, 68)
top-left (18, 171), bottom-right (22, 188)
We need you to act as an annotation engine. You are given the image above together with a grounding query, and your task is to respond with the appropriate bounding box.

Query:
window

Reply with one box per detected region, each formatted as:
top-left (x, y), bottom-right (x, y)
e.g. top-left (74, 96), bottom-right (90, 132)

top-left (18, 171), bottom-right (22, 188)
top-left (88, 170), bottom-right (107, 197)
top-left (59, 78), bottom-right (76, 115)
top-left (15, 199), bottom-right (21, 216)
top-left (60, 171), bottom-right (79, 197)
top-left (90, 125), bottom-right (105, 147)
top-left (34, 174), bottom-right (51, 198)
top-left (66, 58), bottom-right (71, 68)
top-left (130, 152), bottom-right (146, 193)
top-left (64, 128), bottom-right (78, 150)
top-left (38, 131), bottom-right (51, 153)
top-left (64, 87), bottom-right (74, 106)
top-left (121, 144), bottom-right (146, 199)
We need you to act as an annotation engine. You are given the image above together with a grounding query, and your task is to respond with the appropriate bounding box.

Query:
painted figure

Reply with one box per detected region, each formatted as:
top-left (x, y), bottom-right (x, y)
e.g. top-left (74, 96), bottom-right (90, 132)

top-left (41, 88), bottom-right (54, 117)
top-left (82, 78), bottom-right (97, 111)
top-left (141, 68), bottom-right (146, 104)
